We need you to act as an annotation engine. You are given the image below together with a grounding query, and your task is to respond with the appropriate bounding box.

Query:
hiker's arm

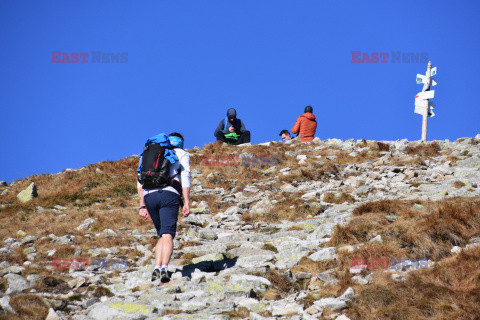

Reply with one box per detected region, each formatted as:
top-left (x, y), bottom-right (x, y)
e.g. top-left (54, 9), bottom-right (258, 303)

top-left (179, 152), bottom-right (191, 217)
top-left (238, 119), bottom-right (247, 133)
top-left (137, 181), bottom-right (149, 219)
top-left (291, 117), bottom-right (301, 135)
top-left (214, 119), bottom-right (226, 136)
top-left (182, 187), bottom-right (190, 217)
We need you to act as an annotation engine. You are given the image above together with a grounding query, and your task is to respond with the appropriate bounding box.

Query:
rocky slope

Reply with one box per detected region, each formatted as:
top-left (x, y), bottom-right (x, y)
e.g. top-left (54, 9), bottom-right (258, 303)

top-left (1, 136), bottom-right (480, 320)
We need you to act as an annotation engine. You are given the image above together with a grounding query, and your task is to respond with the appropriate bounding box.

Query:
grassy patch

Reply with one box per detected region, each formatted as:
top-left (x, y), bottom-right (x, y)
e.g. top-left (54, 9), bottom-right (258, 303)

top-left (331, 197), bottom-right (480, 261)
top-left (323, 192), bottom-right (355, 204)
top-left (346, 247), bottom-right (480, 319)
top-left (8, 294), bottom-right (50, 320)
top-left (452, 181), bottom-right (466, 188)
top-left (261, 243), bottom-right (278, 253)
top-left (405, 142), bottom-right (441, 157)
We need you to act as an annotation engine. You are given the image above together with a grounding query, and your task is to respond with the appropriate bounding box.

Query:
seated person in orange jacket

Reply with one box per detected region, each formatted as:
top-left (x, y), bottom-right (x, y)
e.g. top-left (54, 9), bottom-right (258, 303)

top-left (291, 106), bottom-right (317, 142)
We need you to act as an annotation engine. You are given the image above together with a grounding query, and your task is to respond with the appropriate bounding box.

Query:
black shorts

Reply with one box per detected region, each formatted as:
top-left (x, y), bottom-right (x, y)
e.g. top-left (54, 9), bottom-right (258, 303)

top-left (144, 190), bottom-right (180, 238)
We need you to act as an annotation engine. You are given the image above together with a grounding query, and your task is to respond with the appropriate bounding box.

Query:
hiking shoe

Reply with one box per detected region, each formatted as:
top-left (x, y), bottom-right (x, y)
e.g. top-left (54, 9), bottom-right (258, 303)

top-left (160, 269), bottom-right (170, 283)
top-left (151, 269), bottom-right (161, 282)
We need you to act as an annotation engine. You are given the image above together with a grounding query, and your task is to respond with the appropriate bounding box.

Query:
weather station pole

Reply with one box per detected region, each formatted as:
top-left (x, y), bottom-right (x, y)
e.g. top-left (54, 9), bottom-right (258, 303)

top-left (415, 61), bottom-right (437, 142)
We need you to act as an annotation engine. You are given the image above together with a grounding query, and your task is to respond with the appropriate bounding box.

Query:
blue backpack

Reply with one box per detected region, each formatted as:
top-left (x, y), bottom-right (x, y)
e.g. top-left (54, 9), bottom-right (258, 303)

top-left (137, 133), bottom-right (179, 189)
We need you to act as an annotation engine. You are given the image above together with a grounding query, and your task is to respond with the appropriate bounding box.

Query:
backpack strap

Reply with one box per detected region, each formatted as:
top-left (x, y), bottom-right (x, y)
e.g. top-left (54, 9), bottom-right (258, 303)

top-left (170, 149), bottom-right (184, 207)
top-left (224, 117), bottom-right (241, 131)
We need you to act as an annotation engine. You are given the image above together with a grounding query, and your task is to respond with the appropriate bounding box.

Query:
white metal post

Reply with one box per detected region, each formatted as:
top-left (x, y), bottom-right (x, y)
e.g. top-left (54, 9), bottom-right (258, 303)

top-left (415, 61), bottom-right (436, 142)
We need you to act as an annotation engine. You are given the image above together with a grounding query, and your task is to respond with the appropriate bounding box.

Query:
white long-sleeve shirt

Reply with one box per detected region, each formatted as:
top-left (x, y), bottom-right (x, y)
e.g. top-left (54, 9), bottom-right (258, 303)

top-left (138, 148), bottom-right (191, 196)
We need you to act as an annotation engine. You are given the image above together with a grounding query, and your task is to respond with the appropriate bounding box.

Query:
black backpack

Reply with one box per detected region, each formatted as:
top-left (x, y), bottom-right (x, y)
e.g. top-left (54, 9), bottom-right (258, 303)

top-left (138, 142), bottom-right (172, 189)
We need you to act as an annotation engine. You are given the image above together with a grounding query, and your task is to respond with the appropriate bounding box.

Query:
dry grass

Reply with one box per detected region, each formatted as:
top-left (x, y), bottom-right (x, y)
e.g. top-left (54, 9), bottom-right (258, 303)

top-left (7, 294), bottom-right (50, 320)
top-left (223, 306), bottom-right (250, 319)
top-left (405, 141), bottom-right (441, 157)
top-left (0, 157), bottom-right (140, 244)
top-left (452, 181), bottom-right (467, 188)
top-left (264, 270), bottom-right (293, 293)
top-left (323, 192), bottom-right (355, 204)
top-left (177, 241), bottom-right (202, 250)
top-left (261, 244), bottom-right (278, 253)
top-left (330, 197), bottom-right (480, 261)
top-left (292, 256), bottom-right (338, 275)
top-left (346, 247), bottom-right (480, 320)
top-left (259, 287), bottom-right (282, 301)
top-left (180, 252), bottom-right (198, 264)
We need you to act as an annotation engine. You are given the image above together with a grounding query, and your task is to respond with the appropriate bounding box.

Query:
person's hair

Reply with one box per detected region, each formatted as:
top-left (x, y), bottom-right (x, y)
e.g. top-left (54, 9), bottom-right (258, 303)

top-left (279, 129), bottom-right (290, 137)
top-left (168, 132), bottom-right (184, 140)
top-left (304, 105), bottom-right (313, 113)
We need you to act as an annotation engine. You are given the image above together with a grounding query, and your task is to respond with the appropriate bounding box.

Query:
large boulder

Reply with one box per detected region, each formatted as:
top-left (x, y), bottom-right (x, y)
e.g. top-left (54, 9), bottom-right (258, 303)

top-left (17, 182), bottom-right (38, 203)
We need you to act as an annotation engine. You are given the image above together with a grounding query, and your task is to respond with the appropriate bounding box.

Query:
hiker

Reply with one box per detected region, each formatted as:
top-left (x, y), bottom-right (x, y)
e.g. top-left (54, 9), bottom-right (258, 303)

top-left (137, 132), bottom-right (190, 283)
top-left (291, 105), bottom-right (317, 142)
top-left (214, 108), bottom-right (251, 145)
top-left (279, 129), bottom-right (292, 142)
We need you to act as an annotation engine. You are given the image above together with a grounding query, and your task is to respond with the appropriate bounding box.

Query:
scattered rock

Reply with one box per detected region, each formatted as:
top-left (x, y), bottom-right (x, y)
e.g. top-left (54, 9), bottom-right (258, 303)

top-left (5, 273), bottom-right (30, 294)
top-left (308, 247), bottom-right (337, 262)
top-left (17, 182), bottom-right (38, 202)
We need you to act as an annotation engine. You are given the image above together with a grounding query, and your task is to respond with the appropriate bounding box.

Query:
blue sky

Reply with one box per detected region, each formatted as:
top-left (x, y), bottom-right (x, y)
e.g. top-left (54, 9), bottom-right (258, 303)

top-left (1, 1), bottom-right (479, 183)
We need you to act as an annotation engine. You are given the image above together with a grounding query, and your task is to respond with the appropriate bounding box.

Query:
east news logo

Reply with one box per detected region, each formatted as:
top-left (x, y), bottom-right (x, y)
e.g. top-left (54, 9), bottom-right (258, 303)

top-left (51, 51), bottom-right (128, 63)
top-left (351, 51), bottom-right (428, 63)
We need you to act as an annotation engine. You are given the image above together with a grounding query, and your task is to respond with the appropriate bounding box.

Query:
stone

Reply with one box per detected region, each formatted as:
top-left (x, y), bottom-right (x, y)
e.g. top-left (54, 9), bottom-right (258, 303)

top-left (22, 247), bottom-right (36, 255)
top-left (52, 235), bottom-right (75, 244)
top-left (451, 246), bottom-right (462, 254)
top-left (349, 264), bottom-right (367, 274)
top-left (314, 297), bottom-right (347, 311)
top-left (21, 235), bottom-right (37, 245)
top-left (5, 273), bottom-right (30, 294)
top-left (45, 308), bottom-right (60, 320)
top-left (199, 229), bottom-right (218, 240)
top-left (0, 296), bottom-right (15, 315)
top-left (0, 248), bottom-right (13, 254)
top-left (369, 235), bottom-right (382, 243)
top-left (306, 305), bottom-right (320, 315)
top-left (352, 275), bottom-right (369, 285)
top-left (339, 287), bottom-right (355, 302)
top-left (17, 182), bottom-right (38, 202)
top-left (6, 266), bottom-right (25, 274)
top-left (17, 230), bottom-right (26, 237)
top-left (87, 303), bottom-right (122, 320)
top-left (271, 303), bottom-right (304, 316)
top-left (76, 218), bottom-right (96, 231)
top-left (335, 315), bottom-right (352, 320)
top-left (192, 253), bottom-right (224, 264)
top-left (3, 238), bottom-right (16, 245)
top-left (308, 247), bottom-right (337, 262)
top-left (0, 181), bottom-right (7, 187)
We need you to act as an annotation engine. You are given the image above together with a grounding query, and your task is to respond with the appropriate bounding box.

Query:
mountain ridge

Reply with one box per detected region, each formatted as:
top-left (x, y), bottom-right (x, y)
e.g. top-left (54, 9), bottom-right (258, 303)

top-left (0, 137), bottom-right (479, 319)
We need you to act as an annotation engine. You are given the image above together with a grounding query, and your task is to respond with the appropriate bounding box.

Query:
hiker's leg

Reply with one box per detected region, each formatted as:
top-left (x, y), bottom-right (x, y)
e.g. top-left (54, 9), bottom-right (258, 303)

top-left (236, 131), bottom-right (251, 145)
top-left (215, 131), bottom-right (227, 142)
top-left (154, 238), bottom-right (163, 266)
top-left (144, 192), bottom-right (163, 266)
top-left (160, 234), bottom-right (173, 266)
top-left (157, 190), bottom-right (180, 266)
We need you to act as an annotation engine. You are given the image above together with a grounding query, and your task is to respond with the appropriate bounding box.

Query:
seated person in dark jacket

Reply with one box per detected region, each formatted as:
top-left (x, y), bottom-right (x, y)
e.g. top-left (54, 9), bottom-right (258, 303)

top-left (214, 108), bottom-right (251, 145)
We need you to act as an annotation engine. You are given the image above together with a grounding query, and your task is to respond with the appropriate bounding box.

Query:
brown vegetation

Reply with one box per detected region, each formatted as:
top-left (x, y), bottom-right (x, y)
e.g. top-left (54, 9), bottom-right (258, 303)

top-left (346, 247), bottom-right (480, 320)
top-left (331, 197), bottom-right (480, 260)
top-left (405, 141), bottom-right (441, 157)
top-left (7, 294), bottom-right (50, 320)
